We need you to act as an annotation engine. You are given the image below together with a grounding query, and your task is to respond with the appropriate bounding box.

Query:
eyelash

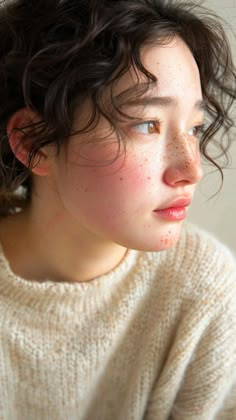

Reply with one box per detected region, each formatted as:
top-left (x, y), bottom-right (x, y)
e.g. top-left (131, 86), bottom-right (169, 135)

top-left (191, 124), bottom-right (205, 137)
top-left (131, 120), bottom-right (205, 138)
top-left (132, 120), bottom-right (161, 135)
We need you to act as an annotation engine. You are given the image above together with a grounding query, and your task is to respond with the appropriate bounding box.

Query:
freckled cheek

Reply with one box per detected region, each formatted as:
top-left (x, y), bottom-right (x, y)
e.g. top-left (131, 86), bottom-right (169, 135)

top-left (61, 146), bottom-right (157, 227)
top-left (85, 156), bottom-right (152, 195)
top-left (67, 141), bottom-right (157, 195)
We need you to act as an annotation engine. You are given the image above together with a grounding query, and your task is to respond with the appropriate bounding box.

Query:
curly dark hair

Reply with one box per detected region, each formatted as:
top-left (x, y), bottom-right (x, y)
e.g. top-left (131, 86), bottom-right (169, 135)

top-left (0, 0), bottom-right (236, 217)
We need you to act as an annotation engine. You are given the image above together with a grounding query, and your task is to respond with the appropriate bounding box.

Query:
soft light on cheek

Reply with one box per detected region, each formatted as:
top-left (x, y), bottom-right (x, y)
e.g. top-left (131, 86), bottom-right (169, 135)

top-left (86, 154), bottom-right (151, 192)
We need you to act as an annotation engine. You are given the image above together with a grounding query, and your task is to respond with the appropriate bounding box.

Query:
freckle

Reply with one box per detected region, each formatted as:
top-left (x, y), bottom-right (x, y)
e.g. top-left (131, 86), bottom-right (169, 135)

top-left (120, 177), bottom-right (123, 181)
top-left (84, 187), bottom-right (89, 192)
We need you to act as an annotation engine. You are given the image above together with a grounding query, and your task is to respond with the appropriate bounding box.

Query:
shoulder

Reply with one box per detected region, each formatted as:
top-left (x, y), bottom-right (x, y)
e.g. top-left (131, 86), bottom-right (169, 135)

top-left (147, 221), bottom-right (236, 280)
top-left (178, 221), bottom-right (236, 274)
top-left (172, 222), bottom-right (236, 309)
top-left (144, 222), bottom-right (236, 310)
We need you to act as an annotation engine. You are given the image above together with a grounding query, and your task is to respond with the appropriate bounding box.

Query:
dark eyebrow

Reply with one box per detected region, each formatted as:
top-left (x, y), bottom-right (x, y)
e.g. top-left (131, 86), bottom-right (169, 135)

top-left (122, 96), bottom-right (206, 111)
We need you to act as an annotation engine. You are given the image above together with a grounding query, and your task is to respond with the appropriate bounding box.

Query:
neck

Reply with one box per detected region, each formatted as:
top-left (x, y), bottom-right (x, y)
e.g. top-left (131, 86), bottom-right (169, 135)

top-left (0, 198), bottom-right (128, 283)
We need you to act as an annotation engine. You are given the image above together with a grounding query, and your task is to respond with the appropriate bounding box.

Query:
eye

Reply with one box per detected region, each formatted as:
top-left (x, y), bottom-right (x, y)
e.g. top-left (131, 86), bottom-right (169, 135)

top-left (133, 120), bottom-right (161, 135)
top-left (188, 124), bottom-right (205, 137)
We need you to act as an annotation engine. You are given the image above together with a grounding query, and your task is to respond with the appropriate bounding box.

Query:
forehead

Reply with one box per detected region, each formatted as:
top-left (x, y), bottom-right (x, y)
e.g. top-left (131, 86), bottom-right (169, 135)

top-left (112, 36), bottom-right (202, 102)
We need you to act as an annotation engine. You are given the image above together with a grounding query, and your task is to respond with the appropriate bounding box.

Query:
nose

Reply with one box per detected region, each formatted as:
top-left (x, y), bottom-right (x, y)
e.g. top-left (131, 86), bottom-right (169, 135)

top-left (163, 131), bottom-right (203, 187)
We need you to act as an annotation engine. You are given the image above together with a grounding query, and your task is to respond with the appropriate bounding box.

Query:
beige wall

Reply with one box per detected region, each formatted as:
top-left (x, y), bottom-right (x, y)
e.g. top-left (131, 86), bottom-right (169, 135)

top-left (187, 0), bottom-right (236, 254)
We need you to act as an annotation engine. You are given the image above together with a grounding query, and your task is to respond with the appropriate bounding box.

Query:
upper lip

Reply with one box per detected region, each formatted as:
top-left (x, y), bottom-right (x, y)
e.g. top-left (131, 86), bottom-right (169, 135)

top-left (154, 196), bottom-right (192, 211)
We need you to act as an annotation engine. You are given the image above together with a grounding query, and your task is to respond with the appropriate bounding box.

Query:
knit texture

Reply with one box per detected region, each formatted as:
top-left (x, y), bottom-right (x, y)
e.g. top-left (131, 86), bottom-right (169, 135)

top-left (0, 222), bottom-right (236, 420)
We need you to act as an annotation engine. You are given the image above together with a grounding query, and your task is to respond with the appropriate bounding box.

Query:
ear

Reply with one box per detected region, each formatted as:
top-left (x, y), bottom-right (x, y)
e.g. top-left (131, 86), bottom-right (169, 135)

top-left (7, 108), bottom-right (51, 176)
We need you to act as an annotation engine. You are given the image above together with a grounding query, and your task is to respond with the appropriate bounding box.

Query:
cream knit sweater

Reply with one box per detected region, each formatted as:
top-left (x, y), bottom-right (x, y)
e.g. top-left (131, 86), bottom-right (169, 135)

top-left (0, 222), bottom-right (236, 420)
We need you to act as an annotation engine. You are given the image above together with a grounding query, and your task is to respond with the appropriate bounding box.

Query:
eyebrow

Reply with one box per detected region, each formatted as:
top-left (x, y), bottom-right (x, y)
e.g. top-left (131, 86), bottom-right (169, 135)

top-left (123, 96), bottom-right (206, 111)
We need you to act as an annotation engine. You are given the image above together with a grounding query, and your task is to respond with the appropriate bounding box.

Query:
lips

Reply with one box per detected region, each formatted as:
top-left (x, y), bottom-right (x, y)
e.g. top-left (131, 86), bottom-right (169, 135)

top-left (154, 197), bottom-right (192, 211)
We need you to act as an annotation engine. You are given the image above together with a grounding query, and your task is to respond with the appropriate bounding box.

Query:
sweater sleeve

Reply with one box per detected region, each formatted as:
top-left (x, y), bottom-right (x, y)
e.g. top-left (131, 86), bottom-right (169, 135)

top-left (146, 226), bottom-right (236, 420)
top-left (170, 294), bottom-right (236, 420)
top-left (146, 277), bottom-right (236, 420)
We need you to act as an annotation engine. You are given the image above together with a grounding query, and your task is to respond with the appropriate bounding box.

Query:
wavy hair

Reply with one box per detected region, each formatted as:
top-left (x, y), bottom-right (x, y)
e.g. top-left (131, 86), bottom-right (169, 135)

top-left (0, 0), bottom-right (236, 216)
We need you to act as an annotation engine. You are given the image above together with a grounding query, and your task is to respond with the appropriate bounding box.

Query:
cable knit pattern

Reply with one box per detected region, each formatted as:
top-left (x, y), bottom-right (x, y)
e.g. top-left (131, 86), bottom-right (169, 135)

top-left (0, 222), bottom-right (235, 420)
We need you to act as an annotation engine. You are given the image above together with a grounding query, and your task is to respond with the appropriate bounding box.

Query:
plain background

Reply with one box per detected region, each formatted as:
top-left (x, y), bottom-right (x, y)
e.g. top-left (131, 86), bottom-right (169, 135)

top-left (187, 0), bottom-right (236, 254)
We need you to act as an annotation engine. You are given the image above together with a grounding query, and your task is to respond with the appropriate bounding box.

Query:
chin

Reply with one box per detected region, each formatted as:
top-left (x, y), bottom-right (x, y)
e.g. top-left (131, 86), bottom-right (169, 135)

top-left (125, 235), bottom-right (181, 253)
top-left (114, 221), bottom-right (183, 252)
top-left (151, 225), bottom-right (182, 252)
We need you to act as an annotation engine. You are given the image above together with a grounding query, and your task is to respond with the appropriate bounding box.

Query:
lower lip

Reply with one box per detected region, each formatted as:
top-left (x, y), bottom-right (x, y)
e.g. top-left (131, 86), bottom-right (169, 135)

top-left (153, 207), bottom-right (187, 221)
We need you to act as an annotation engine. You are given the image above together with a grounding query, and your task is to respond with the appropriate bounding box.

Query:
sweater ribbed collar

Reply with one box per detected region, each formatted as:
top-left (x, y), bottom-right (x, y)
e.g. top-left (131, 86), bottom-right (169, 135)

top-left (0, 243), bottom-right (140, 306)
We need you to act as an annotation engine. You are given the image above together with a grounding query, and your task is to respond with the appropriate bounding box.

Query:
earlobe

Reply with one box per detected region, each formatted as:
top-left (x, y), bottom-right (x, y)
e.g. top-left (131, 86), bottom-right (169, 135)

top-left (7, 108), bottom-right (50, 176)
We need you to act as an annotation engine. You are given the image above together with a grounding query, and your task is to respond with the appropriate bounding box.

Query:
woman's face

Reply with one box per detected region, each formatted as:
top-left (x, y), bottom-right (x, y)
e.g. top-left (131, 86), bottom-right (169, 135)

top-left (48, 37), bottom-right (204, 251)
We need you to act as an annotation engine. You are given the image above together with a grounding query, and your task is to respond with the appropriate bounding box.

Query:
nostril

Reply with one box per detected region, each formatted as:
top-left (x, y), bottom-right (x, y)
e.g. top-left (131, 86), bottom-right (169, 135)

top-left (163, 158), bottom-right (203, 186)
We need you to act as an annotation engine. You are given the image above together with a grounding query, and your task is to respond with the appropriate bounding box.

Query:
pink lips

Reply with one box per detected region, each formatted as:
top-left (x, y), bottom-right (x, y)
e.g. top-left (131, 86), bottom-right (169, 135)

top-left (153, 197), bottom-right (192, 221)
top-left (155, 197), bottom-right (192, 211)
